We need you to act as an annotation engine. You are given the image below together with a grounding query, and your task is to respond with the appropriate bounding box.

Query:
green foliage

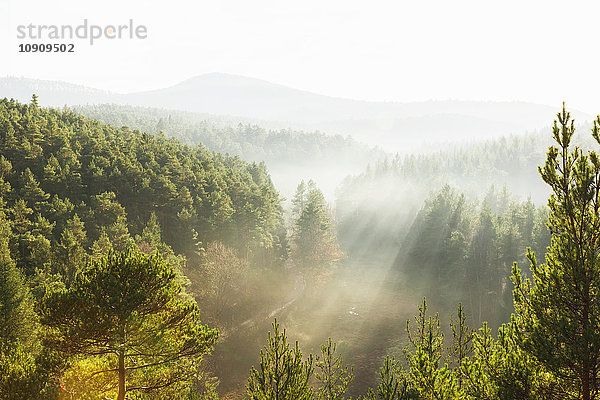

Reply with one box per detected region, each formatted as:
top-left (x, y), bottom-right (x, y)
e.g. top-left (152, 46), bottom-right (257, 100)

top-left (315, 338), bottom-right (354, 400)
top-left (0, 261), bottom-right (38, 349)
top-left (40, 248), bottom-right (218, 399)
top-left (247, 319), bottom-right (314, 400)
top-left (0, 208), bottom-right (51, 398)
top-left (247, 321), bottom-right (356, 400)
top-left (465, 319), bottom-right (558, 400)
top-left (362, 356), bottom-right (415, 400)
top-left (8, 93), bottom-right (600, 399)
top-left (512, 107), bottom-right (600, 399)
top-left (0, 343), bottom-right (45, 400)
top-left (0, 97), bottom-right (287, 276)
top-left (399, 185), bottom-right (550, 329)
top-left (55, 214), bottom-right (87, 285)
top-left (0, 219), bottom-right (36, 346)
top-left (365, 301), bottom-right (555, 400)
top-left (403, 299), bottom-right (456, 399)
top-left (73, 104), bottom-right (380, 171)
top-left (291, 180), bottom-right (342, 276)
top-left (0, 97), bottom-right (304, 398)
top-left (333, 125), bottom-right (600, 259)
top-left (448, 304), bottom-right (474, 372)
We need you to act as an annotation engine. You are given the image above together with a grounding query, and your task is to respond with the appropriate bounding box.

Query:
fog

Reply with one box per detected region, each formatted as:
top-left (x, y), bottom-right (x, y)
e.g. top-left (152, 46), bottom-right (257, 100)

top-left (2, 74), bottom-right (595, 154)
top-left (5, 0), bottom-right (600, 396)
top-left (206, 118), bottom-right (600, 396)
top-left (2, 74), bottom-right (598, 398)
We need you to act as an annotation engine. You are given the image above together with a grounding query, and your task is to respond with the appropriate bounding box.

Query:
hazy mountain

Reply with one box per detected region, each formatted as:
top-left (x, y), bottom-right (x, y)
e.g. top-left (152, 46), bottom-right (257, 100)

top-left (1, 73), bottom-right (593, 151)
top-left (0, 76), bottom-right (117, 106)
top-left (124, 73), bottom-right (595, 149)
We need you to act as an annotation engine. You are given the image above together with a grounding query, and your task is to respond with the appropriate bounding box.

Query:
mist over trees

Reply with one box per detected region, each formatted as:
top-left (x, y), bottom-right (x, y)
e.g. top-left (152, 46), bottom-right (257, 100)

top-left (291, 180), bottom-right (342, 279)
top-left (2, 93), bottom-right (600, 400)
top-left (0, 97), bottom-right (293, 398)
top-left (73, 103), bottom-right (381, 165)
top-left (72, 103), bottom-right (384, 199)
top-left (241, 107), bottom-right (600, 400)
top-left (513, 109), bottom-right (600, 399)
top-left (396, 185), bottom-right (550, 329)
top-left (334, 128), bottom-right (600, 257)
top-left (3, 74), bottom-right (594, 153)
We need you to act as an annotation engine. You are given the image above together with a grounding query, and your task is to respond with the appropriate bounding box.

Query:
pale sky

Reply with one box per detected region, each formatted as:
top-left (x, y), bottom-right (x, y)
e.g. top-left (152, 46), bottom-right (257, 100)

top-left (1, 0), bottom-right (600, 114)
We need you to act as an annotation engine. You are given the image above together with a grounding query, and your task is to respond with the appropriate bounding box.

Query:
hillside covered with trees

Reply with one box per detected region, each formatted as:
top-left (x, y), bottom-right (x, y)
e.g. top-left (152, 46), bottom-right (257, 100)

top-left (0, 96), bottom-right (297, 399)
top-left (73, 103), bottom-right (384, 198)
top-left (4, 95), bottom-right (600, 400)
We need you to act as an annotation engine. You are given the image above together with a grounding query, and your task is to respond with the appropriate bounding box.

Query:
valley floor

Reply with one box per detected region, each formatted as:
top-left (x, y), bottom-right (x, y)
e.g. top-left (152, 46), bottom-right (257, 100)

top-left (212, 253), bottom-right (419, 399)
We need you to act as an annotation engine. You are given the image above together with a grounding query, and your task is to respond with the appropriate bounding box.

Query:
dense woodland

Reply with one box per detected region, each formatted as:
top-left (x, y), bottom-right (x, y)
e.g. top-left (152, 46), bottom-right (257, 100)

top-left (370, 185), bottom-right (549, 331)
top-left (241, 108), bottom-right (600, 400)
top-left (74, 103), bottom-right (381, 164)
top-left (3, 96), bottom-right (600, 400)
top-left (0, 97), bottom-right (343, 399)
top-left (334, 127), bottom-right (600, 255)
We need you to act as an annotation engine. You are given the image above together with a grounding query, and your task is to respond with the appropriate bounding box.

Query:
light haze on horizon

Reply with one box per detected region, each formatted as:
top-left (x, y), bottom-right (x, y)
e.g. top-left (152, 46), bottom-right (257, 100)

top-left (1, 0), bottom-right (600, 114)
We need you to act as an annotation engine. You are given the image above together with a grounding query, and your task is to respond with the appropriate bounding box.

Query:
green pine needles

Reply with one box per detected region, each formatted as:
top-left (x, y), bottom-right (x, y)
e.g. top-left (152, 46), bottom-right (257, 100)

top-left (40, 248), bottom-right (218, 400)
top-left (247, 319), bottom-right (315, 400)
top-left (513, 106), bottom-right (600, 399)
top-left (247, 320), bottom-right (355, 400)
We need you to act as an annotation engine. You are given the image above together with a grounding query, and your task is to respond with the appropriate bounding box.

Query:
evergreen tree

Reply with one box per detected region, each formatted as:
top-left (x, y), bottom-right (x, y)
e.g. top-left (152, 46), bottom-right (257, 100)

top-left (315, 338), bottom-right (354, 400)
top-left (404, 298), bottom-right (456, 399)
top-left (512, 107), bottom-right (600, 399)
top-left (0, 207), bottom-right (46, 398)
top-left (292, 181), bottom-right (341, 275)
top-left (247, 319), bottom-right (314, 400)
top-left (291, 180), bottom-right (308, 222)
top-left (55, 214), bottom-right (87, 285)
top-left (40, 249), bottom-right (218, 400)
top-left (20, 168), bottom-right (50, 214)
top-left (363, 356), bottom-right (415, 400)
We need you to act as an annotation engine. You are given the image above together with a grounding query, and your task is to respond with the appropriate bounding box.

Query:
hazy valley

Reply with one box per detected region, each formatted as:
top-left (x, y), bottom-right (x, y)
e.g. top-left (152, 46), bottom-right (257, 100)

top-left (2, 74), bottom-right (600, 400)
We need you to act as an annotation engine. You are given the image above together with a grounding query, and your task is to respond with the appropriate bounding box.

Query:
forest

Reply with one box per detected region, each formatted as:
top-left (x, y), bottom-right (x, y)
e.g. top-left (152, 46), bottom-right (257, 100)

top-left (3, 95), bottom-right (600, 400)
top-left (73, 103), bottom-right (383, 199)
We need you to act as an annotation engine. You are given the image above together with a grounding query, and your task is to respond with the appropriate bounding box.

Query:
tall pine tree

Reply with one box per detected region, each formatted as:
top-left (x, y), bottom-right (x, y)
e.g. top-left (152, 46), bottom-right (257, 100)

top-left (513, 106), bottom-right (600, 399)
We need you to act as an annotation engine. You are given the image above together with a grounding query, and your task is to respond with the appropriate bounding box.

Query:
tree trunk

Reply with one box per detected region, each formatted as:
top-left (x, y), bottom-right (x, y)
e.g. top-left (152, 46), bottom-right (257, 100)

top-left (583, 284), bottom-right (591, 400)
top-left (117, 350), bottom-right (126, 400)
top-left (583, 371), bottom-right (590, 400)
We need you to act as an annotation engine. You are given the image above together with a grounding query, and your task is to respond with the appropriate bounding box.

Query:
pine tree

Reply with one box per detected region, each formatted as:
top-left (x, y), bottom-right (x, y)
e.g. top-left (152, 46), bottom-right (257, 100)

top-left (404, 298), bottom-right (456, 399)
top-left (512, 106), bottom-right (600, 399)
top-left (0, 208), bottom-right (44, 399)
top-left (247, 319), bottom-right (314, 400)
top-left (315, 338), bottom-right (353, 400)
top-left (55, 214), bottom-right (87, 284)
top-left (291, 180), bottom-right (307, 222)
top-left (20, 168), bottom-right (50, 214)
top-left (40, 249), bottom-right (218, 400)
top-left (467, 204), bottom-right (498, 327)
top-left (0, 156), bottom-right (12, 204)
top-left (292, 181), bottom-right (341, 275)
top-left (363, 356), bottom-right (414, 400)
top-left (0, 213), bottom-right (36, 347)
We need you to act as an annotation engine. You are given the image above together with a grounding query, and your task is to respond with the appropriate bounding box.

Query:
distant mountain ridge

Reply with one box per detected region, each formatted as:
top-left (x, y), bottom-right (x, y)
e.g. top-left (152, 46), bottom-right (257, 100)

top-left (0, 76), bottom-right (117, 105)
top-left (1, 73), bottom-right (593, 151)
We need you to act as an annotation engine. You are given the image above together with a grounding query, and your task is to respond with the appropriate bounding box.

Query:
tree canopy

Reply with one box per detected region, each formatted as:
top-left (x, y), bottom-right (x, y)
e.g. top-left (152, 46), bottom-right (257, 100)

top-left (513, 107), bottom-right (600, 399)
top-left (40, 248), bottom-right (218, 400)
